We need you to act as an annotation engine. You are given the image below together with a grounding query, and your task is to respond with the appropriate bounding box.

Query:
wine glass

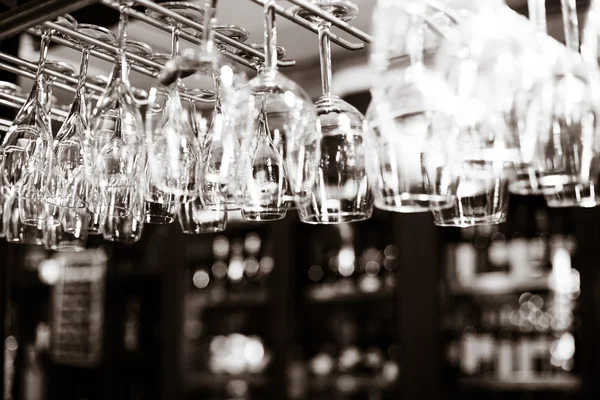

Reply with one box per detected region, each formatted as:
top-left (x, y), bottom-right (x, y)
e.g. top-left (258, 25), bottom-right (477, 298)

top-left (145, 2), bottom-right (204, 205)
top-left (144, 2), bottom-right (206, 224)
top-left (174, 87), bottom-right (230, 234)
top-left (147, 1), bottom-right (253, 217)
top-left (529, 0), bottom-right (600, 208)
top-left (4, 183), bottom-right (44, 245)
top-left (46, 24), bottom-right (116, 221)
top-left (242, 0), bottom-right (317, 221)
top-left (235, 42), bottom-right (287, 76)
top-left (18, 59), bottom-right (77, 228)
top-left (85, 2), bottom-right (148, 226)
top-left (291, 0), bottom-right (372, 224)
top-left (428, 2), bottom-right (550, 226)
top-left (368, 1), bottom-right (462, 213)
top-left (0, 81), bottom-right (23, 238)
top-left (0, 16), bottom-right (77, 238)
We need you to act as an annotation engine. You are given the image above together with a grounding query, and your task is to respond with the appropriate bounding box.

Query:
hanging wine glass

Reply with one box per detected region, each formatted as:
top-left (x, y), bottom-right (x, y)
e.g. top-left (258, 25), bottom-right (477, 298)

top-left (242, 0), bottom-right (318, 221)
top-left (192, 26), bottom-right (253, 213)
top-left (290, 0), bottom-right (372, 223)
top-left (47, 24), bottom-right (116, 209)
top-left (529, 0), bottom-right (600, 208)
top-left (0, 14), bottom-right (75, 229)
top-left (43, 197), bottom-right (90, 251)
top-left (18, 59), bottom-right (77, 228)
top-left (174, 87), bottom-right (229, 234)
top-left (102, 185), bottom-right (145, 243)
top-left (367, 4), bottom-right (459, 214)
top-left (144, 2), bottom-right (204, 207)
top-left (85, 2), bottom-right (148, 225)
top-left (147, 1), bottom-right (253, 217)
top-left (428, 2), bottom-right (550, 226)
top-left (45, 25), bottom-right (116, 240)
top-left (4, 183), bottom-right (44, 245)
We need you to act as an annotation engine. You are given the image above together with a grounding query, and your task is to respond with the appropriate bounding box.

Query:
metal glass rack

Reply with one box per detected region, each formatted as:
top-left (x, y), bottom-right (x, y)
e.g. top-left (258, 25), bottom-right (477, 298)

top-left (0, 0), bottom-right (373, 119)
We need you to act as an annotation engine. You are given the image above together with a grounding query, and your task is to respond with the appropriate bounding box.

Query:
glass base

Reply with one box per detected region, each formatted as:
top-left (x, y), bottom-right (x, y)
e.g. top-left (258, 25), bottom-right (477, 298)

top-left (433, 212), bottom-right (507, 228)
top-left (241, 209), bottom-right (286, 221)
top-left (144, 201), bottom-right (177, 224)
top-left (300, 211), bottom-right (371, 224)
top-left (375, 194), bottom-right (454, 213)
top-left (181, 227), bottom-right (226, 235)
top-left (543, 181), bottom-right (595, 208)
top-left (5, 236), bottom-right (44, 245)
top-left (48, 243), bottom-right (86, 252)
top-left (143, 214), bottom-right (176, 224)
top-left (508, 179), bottom-right (545, 196)
top-left (104, 236), bottom-right (142, 244)
top-left (509, 166), bottom-right (544, 196)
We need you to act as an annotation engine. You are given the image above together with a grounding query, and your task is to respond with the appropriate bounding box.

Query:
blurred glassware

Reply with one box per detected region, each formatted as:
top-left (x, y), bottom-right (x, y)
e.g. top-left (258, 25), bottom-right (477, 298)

top-left (43, 197), bottom-right (90, 251)
top-left (0, 15), bottom-right (76, 233)
top-left (144, 2), bottom-right (203, 209)
top-left (102, 185), bottom-right (145, 243)
top-left (243, 0), bottom-right (317, 220)
top-left (3, 187), bottom-right (44, 245)
top-left (18, 60), bottom-right (77, 228)
top-left (171, 2), bottom-right (253, 213)
top-left (47, 24), bottom-right (116, 228)
top-left (241, 104), bottom-right (289, 220)
top-left (84, 4), bottom-right (147, 222)
top-left (428, 2), bottom-right (550, 225)
top-left (178, 193), bottom-right (227, 234)
top-left (368, 1), bottom-right (460, 213)
top-left (533, 0), bottom-right (600, 208)
top-left (291, 0), bottom-right (372, 223)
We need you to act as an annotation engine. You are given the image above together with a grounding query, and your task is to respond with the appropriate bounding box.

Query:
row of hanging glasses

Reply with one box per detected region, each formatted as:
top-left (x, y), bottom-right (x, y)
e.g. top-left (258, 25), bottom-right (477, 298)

top-left (3, 0), bottom-right (600, 251)
top-left (368, 0), bottom-right (600, 226)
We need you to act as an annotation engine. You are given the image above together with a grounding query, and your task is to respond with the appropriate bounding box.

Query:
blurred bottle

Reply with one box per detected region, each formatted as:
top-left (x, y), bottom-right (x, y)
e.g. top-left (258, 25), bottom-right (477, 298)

top-left (22, 345), bottom-right (44, 400)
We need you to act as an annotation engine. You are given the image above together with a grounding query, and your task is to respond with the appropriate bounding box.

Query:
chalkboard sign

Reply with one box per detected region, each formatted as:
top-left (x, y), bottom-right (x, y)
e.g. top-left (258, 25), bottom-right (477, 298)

top-left (50, 249), bottom-right (107, 367)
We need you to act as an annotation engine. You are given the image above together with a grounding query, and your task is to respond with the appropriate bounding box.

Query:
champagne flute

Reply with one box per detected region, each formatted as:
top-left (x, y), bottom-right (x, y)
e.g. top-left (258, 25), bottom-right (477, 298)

top-left (291, 0), bottom-right (372, 224)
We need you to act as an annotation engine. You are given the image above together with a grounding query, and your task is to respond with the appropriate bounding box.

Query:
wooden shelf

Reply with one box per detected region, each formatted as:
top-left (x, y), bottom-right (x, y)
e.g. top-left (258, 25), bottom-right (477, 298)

top-left (188, 291), bottom-right (269, 310)
top-left (306, 286), bottom-right (395, 304)
top-left (186, 372), bottom-right (269, 390)
top-left (458, 374), bottom-right (582, 391)
top-left (449, 272), bottom-right (552, 296)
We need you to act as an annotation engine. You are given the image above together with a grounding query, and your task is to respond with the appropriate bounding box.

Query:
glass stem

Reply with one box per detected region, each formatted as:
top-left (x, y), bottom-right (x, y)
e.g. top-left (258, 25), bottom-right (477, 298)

top-left (117, 4), bottom-right (130, 84)
top-left (71, 47), bottom-right (90, 120)
top-left (201, 0), bottom-right (218, 54)
top-left (35, 32), bottom-right (51, 105)
top-left (317, 22), bottom-right (332, 97)
top-left (561, 0), bottom-right (580, 53)
top-left (527, 0), bottom-right (547, 35)
top-left (408, 14), bottom-right (425, 78)
top-left (171, 26), bottom-right (180, 58)
top-left (263, 0), bottom-right (278, 74)
top-left (77, 48), bottom-right (90, 97)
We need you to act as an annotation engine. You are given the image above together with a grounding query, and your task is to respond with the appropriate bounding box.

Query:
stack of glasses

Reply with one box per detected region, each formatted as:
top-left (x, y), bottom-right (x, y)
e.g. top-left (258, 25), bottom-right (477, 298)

top-left (2, 0), bottom-right (600, 252)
